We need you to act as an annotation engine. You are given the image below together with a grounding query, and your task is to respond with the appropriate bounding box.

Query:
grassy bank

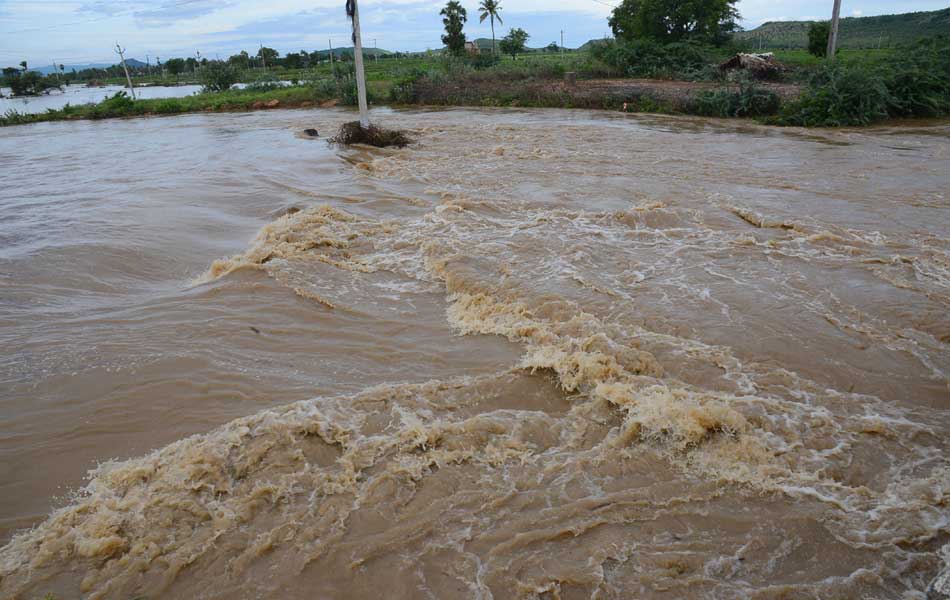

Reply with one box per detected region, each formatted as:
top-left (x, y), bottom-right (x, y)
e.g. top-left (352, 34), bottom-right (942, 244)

top-left (2, 87), bottom-right (311, 126)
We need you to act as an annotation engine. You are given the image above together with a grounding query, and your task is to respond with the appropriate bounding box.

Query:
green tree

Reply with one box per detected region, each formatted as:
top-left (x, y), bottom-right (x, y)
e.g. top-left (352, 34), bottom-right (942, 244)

top-left (441, 1), bottom-right (468, 57)
top-left (284, 52), bottom-right (304, 69)
top-left (2, 66), bottom-right (20, 84)
top-left (808, 21), bottom-right (831, 57)
top-left (165, 58), bottom-right (186, 78)
top-left (478, 0), bottom-right (503, 55)
top-left (19, 60), bottom-right (27, 72)
top-left (198, 61), bottom-right (239, 92)
top-left (499, 28), bottom-right (529, 60)
top-left (228, 51), bottom-right (250, 69)
top-left (8, 71), bottom-right (61, 96)
top-left (257, 46), bottom-right (279, 68)
top-left (608, 0), bottom-right (739, 45)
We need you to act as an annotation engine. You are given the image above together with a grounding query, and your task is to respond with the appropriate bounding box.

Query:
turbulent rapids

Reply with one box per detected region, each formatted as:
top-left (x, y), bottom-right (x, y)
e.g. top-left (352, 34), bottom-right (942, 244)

top-left (0, 109), bottom-right (948, 599)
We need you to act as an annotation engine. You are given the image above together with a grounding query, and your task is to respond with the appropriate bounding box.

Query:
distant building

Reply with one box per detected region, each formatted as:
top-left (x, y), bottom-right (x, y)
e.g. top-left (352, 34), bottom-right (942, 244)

top-left (465, 41), bottom-right (482, 55)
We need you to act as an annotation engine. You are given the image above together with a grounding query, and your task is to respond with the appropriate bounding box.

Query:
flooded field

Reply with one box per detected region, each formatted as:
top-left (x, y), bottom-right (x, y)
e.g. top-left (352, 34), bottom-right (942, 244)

top-left (0, 107), bottom-right (948, 599)
top-left (0, 84), bottom-right (204, 115)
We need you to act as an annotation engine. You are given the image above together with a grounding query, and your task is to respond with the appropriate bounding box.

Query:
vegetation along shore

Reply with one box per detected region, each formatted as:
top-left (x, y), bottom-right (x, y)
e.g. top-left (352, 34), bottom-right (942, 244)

top-left (2, 5), bottom-right (949, 128)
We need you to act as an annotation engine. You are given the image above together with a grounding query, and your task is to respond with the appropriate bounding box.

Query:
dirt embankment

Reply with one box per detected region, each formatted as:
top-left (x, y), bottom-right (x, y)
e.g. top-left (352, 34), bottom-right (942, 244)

top-left (410, 76), bottom-right (802, 111)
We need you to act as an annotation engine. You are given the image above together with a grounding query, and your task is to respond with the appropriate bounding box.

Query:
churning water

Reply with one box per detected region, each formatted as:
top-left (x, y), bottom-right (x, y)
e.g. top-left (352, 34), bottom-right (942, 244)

top-left (1, 107), bottom-right (948, 599)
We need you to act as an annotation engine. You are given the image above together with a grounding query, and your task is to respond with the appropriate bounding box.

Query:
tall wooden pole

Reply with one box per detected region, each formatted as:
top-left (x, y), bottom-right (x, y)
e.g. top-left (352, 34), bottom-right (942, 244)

top-left (350, 0), bottom-right (369, 127)
top-left (827, 0), bottom-right (842, 60)
top-left (115, 43), bottom-right (136, 100)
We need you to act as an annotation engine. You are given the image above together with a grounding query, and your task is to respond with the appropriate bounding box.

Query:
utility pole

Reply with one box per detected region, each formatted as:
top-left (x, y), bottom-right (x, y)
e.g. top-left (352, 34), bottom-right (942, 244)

top-left (374, 39), bottom-right (378, 63)
top-left (114, 42), bottom-right (136, 99)
top-left (827, 0), bottom-right (842, 60)
top-left (329, 39), bottom-right (334, 65)
top-left (259, 44), bottom-right (266, 69)
top-left (560, 30), bottom-right (564, 53)
top-left (347, 0), bottom-right (370, 128)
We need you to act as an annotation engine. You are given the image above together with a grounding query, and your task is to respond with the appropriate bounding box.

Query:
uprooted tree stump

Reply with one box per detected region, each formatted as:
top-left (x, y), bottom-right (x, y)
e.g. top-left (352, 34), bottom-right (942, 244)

top-left (329, 121), bottom-right (412, 148)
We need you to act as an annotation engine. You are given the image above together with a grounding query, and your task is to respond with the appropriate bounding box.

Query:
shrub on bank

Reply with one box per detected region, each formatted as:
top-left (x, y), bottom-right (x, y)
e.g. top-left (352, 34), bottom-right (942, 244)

top-left (88, 91), bottom-right (144, 119)
top-left (778, 36), bottom-right (950, 126)
top-left (199, 62), bottom-right (240, 93)
top-left (152, 99), bottom-right (185, 114)
top-left (694, 79), bottom-right (781, 117)
top-left (590, 39), bottom-right (719, 80)
top-left (886, 36), bottom-right (950, 118)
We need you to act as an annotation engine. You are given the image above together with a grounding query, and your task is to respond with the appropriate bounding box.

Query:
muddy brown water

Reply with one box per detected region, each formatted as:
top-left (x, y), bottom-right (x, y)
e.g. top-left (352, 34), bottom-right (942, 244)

top-left (0, 108), bottom-right (948, 599)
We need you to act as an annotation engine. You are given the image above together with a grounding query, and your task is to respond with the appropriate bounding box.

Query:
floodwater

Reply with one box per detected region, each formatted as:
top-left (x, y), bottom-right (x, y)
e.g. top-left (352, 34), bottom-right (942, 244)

top-left (0, 81), bottom-right (295, 115)
top-left (0, 107), bottom-right (948, 599)
top-left (0, 84), bottom-right (204, 115)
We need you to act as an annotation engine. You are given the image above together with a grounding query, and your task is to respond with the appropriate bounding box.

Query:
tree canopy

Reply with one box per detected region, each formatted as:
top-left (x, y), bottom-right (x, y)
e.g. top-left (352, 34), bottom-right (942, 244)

top-left (257, 46), bottom-right (279, 66)
top-left (808, 21), bottom-right (832, 57)
top-left (499, 28), bottom-right (529, 59)
top-left (164, 58), bottom-right (186, 76)
top-left (441, 1), bottom-right (468, 56)
top-left (608, 0), bottom-right (739, 45)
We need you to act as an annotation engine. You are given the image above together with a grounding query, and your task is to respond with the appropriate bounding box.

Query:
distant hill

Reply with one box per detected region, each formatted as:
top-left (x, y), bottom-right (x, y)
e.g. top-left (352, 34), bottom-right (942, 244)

top-left (578, 39), bottom-right (610, 52)
top-left (736, 8), bottom-right (950, 49)
top-left (313, 46), bottom-right (392, 59)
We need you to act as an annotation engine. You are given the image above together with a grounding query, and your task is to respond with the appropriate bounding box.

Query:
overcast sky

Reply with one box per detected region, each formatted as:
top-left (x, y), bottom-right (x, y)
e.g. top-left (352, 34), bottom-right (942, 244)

top-left (1, 0), bottom-right (947, 67)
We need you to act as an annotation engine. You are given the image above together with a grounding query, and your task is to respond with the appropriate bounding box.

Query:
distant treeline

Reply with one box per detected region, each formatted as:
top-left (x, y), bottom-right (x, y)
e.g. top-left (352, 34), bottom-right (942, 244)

top-left (1, 46), bottom-right (408, 89)
top-left (736, 8), bottom-right (950, 49)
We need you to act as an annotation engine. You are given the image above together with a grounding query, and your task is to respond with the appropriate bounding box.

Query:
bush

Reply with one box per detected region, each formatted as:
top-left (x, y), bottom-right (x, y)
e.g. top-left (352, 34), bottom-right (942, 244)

top-left (88, 91), bottom-right (142, 119)
top-left (199, 62), bottom-right (239, 93)
top-left (808, 22), bottom-right (831, 58)
top-left (152, 99), bottom-right (184, 114)
top-left (885, 36), bottom-right (950, 117)
top-left (310, 63), bottom-right (379, 106)
top-left (591, 39), bottom-right (716, 80)
top-left (8, 71), bottom-right (62, 96)
top-left (0, 109), bottom-right (30, 126)
top-left (388, 67), bottom-right (440, 103)
top-left (695, 79), bottom-right (780, 117)
top-left (778, 64), bottom-right (891, 126)
top-left (468, 53), bottom-right (500, 69)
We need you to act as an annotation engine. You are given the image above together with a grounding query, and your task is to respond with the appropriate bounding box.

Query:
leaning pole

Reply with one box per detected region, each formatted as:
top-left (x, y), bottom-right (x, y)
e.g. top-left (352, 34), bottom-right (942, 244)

top-left (826, 0), bottom-right (842, 60)
top-left (347, 0), bottom-right (370, 128)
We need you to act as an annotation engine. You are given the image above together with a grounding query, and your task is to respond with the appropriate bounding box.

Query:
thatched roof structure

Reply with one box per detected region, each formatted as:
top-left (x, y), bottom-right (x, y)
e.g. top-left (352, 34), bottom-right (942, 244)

top-left (719, 53), bottom-right (786, 79)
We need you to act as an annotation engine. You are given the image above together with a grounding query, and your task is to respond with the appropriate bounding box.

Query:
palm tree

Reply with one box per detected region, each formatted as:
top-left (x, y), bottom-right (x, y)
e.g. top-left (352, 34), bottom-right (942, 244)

top-left (478, 0), bottom-right (503, 55)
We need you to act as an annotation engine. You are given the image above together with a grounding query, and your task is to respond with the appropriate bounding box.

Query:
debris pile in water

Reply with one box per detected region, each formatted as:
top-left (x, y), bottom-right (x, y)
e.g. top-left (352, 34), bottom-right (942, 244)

top-left (330, 121), bottom-right (411, 148)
